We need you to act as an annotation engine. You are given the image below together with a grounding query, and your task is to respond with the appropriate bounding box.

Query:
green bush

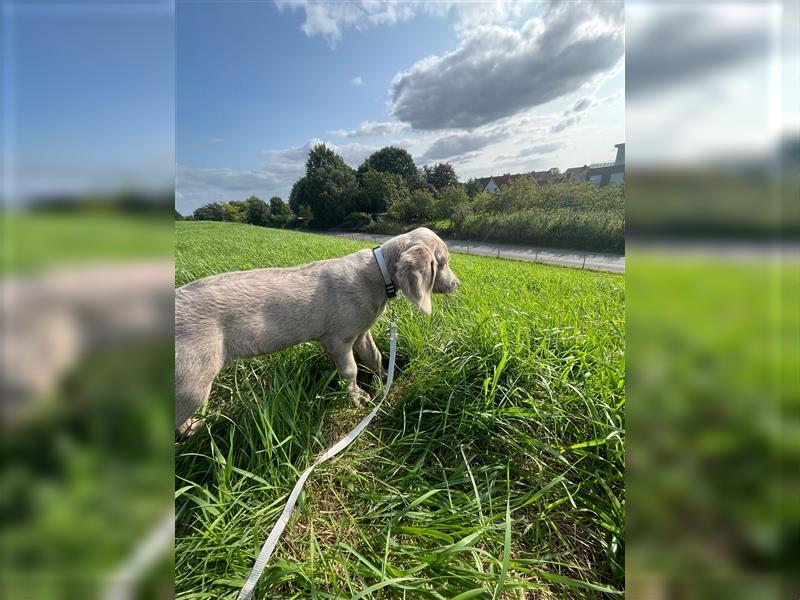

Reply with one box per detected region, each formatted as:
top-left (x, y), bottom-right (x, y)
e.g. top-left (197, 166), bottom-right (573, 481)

top-left (451, 202), bottom-right (472, 231)
top-left (340, 211), bottom-right (372, 229)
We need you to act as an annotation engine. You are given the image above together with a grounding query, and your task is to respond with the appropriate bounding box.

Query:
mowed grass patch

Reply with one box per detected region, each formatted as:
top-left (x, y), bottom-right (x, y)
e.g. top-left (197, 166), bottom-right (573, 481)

top-left (175, 221), bottom-right (625, 598)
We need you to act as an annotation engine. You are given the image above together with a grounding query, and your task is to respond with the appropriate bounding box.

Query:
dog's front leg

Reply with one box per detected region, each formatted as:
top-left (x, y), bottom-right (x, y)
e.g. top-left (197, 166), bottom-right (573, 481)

top-left (323, 337), bottom-right (369, 407)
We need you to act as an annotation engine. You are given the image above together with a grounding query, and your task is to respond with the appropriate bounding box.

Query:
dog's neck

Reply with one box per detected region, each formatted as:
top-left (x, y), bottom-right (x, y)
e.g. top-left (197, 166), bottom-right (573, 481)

top-left (372, 247), bottom-right (396, 299)
top-left (374, 235), bottom-right (407, 282)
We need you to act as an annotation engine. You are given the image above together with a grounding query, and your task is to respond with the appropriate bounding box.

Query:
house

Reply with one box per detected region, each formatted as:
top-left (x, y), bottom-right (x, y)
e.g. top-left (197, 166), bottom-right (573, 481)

top-left (481, 173), bottom-right (526, 193)
top-left (475, 176), bottom-right (492, 191)
top-left (564, 165), bottom-right (590, 182)
top-left (585, 143), bottom-right (624, 187)
top-left (531, 168), bottom-right (566, 185)
top-left (480, 142), bottom-right (625, 192)
top-left (480, 169), bottom-right (564, 192)
top-left (614, 142), bottom-right (624, 165)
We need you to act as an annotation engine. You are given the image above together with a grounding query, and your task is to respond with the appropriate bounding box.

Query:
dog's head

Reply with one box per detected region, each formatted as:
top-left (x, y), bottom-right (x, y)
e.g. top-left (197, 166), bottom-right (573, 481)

top-left (393, 228), bottom-right (460, 315)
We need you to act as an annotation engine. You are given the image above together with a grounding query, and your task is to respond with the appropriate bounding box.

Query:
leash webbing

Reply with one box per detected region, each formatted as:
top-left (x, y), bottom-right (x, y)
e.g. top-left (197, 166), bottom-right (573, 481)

top-left (237, 322), bottom-right (398, 600)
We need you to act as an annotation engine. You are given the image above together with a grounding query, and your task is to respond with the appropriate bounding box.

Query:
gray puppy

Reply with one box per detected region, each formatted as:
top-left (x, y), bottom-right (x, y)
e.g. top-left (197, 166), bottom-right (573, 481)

top-left (175, 227), bottom-right (459, 432)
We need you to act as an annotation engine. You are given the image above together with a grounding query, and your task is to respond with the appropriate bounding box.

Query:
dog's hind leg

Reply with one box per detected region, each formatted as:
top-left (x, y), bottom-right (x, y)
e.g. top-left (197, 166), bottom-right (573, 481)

top-left (175, 336), bottom-right (224, 433)
top-left (354, 329), bottom-right (383, 377)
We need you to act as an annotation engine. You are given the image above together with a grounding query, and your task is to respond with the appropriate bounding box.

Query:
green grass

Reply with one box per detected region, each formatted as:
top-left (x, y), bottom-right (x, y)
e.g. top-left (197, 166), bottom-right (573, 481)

top-left (625, 249), bottom-right (798, 597)
top-left (0, 211), bottom-right (175, 596)
top-left (2, 211), bottom-right (175, 275)
top-left (175, 221), bottom-right (625, 599)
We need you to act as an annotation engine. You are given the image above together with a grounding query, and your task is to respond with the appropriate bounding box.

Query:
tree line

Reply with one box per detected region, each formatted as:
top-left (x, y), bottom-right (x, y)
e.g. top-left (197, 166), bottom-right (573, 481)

top-left (181, 144), bottom-right (469, 228)
top-left (178, 195), bottom-right (293, 227)
top-left (182, 143), bottom-right (624, 252)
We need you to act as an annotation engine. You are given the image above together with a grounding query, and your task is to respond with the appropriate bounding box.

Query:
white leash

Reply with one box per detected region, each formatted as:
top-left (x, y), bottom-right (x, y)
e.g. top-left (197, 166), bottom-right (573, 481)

top-left (237, 321), bottom-right (398, 600)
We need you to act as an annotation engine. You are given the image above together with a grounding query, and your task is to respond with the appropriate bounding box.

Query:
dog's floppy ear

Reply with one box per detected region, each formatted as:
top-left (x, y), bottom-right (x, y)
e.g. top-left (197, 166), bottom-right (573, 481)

top-left (395, 245), bottom-right (435, 315)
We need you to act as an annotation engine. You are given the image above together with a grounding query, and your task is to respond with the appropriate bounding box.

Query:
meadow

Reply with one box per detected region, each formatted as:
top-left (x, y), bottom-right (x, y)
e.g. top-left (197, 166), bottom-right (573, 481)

top-left (2, 211), bottom-right (174, 274)
top-left (1, 211), bottom-right (174, 597)
top-left (175, 221), bottom-right (625, 598)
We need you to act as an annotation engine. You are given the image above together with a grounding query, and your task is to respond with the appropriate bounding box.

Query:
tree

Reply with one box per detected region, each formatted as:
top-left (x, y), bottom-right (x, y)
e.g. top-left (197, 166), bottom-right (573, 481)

top-left (289, 177), bottom-right (308, 214)
top-left (356, 170), bottom-right (409, 214)
top-left (295, 203), bottom-right (314, 226)
top-left (388, 189), bottom-right (434, 223)
top-left (290, 144), bottom-right (358, 229)
top-left (358, 146), bottom-right (421, 190)
top-left (174, 209), bottom-right (183, 220)
top-left (193, 202), bottom-right (225, 221)
top-left (423, 162), bottom-right (459, 192)
top-left (269, 196), bottom-right (290, 216)
top-left (496, 176), bottom-right (539, 213)
top-left (223, 200), bottom-right (249, 222)
top-left (305, 143), bottom-right (344, 172)
top-left (268, 196), bottom-right (292, 227)
top-left (464, 178), bottom-right (485, 198)
top-left (244, 196), bottom-right (270, 226)
top-left (451, 202), bottom-right (472, 231)
top-left (307, 164), bottom-right (359, 228)
top-left (434, 185), bottom-right (469, 220)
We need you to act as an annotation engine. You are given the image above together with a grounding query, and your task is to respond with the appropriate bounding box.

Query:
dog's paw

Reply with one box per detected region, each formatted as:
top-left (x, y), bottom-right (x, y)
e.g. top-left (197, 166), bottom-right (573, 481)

top-left (176, 417), bottom-right (203, 438)
top-left (348, 385), bottom-right (371, 409)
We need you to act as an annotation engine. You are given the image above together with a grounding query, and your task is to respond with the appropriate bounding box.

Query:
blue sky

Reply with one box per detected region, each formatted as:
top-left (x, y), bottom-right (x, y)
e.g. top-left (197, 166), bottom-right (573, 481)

top-left (176, 1), bottom-right (625, 214)
top-left (2, 1), bottom-right (624, 211)
top-left (3, 1), bottom-right (174, 204)
top-left (177, 2), bottom-right (460, 167)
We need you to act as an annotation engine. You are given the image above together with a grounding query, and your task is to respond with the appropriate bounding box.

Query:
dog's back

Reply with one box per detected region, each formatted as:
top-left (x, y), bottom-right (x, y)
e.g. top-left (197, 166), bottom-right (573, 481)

top-left (174, 252), bottom-right (378, 427)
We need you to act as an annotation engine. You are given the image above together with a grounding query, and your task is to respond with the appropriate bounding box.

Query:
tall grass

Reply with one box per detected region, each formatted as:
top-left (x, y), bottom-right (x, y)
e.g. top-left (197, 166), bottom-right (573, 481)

top-left (342, 180), bottom-right (625, 253)
top-left (458, 208), bottom-right (624, 253)
top-left (175, 221), bottom-right (625, 598)
top-left (457, 181), bottom-right (624, 253)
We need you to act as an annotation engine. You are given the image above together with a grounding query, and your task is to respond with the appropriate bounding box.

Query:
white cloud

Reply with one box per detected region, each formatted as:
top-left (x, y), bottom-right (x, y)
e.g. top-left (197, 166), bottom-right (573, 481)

top-left (176, 138), bottom-right (388, 213)
top-left (389, 2), bottom-right (624, 130)
top-left (549, 92), bottom-right (621, 133)
top-left (421, 130), bottom-right (504, 161)
top-left (351, 75), bottom-right (364, 86)
top-left (329, 120), bottom-right (410, 138)
top-left (274, 0), bottom-right (529, 47)
top-left (571, 97), bottom-right (596, 113)
top-left (496, 141), bottom-right (565, 160)
top-left (627, 3), bottom-right (773, 98)
top-left (550, 115), bottom-right (580, 134)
